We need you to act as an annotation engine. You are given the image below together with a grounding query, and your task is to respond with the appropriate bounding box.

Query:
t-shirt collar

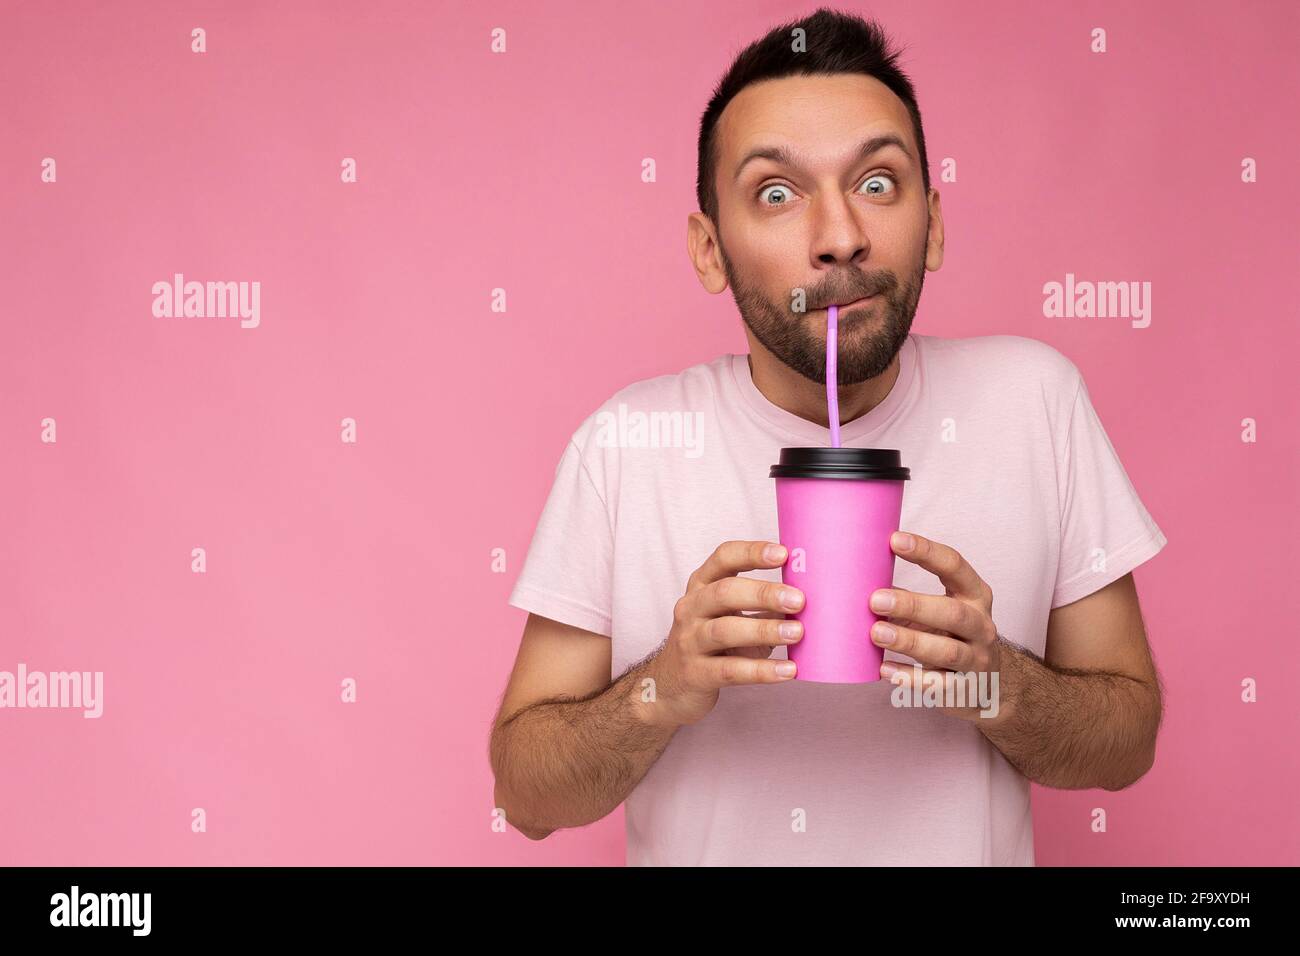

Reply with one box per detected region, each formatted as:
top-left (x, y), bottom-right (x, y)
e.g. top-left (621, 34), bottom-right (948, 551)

top-left (727, 334), bottom-right (918, 445)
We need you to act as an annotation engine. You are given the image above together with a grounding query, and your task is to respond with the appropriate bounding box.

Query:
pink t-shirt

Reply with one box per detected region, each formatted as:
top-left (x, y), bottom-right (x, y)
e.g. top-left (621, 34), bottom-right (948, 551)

top-left (507, 333), bottom-right (1167, 865)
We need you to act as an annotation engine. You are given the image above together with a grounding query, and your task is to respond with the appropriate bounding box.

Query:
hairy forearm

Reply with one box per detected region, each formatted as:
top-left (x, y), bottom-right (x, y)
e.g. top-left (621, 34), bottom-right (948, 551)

top-left (490, 662), bottom-right (676, 839)
top-left (979, 640), bottom-right (1162, 790)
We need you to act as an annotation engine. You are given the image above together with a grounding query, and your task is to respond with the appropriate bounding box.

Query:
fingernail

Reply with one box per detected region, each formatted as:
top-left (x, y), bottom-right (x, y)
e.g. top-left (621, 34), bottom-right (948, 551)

top-left (881, 662), bottom-right (900, 679)
top-left (873, 623), bottom-right (896, 645)
top-left (779, 621), bottom-right (802, 641)
top-left (871, 590), bottom-right (895, 612)
top-left (775, 661), bottom-right (797, 678)
top-left (892, 532), bottom-right (914, 551)
top-left (781, 588), bottom-right (804, 609)
top-left (764, 543), bottom-right (788, 562)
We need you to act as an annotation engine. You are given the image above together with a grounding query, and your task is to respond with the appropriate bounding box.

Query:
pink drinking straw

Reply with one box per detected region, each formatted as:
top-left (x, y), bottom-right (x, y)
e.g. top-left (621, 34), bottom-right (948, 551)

top-left (826, 304), bottom-right (840, 447)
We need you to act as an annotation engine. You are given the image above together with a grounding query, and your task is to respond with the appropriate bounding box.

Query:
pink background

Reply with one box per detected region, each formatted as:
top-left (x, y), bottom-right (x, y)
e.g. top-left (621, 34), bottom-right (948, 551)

top-left (2, 0), bottom-right (1296, 866)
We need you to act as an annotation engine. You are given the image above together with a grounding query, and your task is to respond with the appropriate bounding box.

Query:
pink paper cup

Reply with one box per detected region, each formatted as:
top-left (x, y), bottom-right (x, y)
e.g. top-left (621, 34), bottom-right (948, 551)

top-left (770, 447), bottom-right (910, 683)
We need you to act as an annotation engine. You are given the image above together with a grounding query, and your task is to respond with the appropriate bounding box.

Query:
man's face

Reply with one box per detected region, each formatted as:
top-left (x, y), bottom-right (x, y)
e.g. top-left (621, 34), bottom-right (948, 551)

top-left (711, 73), bottom-right (937, 386)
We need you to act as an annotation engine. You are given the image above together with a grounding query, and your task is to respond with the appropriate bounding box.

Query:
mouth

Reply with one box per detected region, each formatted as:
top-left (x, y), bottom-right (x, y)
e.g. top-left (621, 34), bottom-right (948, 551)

top-left (823, 295), bottom-right (877, 315)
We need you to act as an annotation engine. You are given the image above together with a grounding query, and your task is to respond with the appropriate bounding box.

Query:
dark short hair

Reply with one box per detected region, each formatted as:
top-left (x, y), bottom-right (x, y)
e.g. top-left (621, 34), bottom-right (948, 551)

top-left (695, 7), bottom-right (930, 228)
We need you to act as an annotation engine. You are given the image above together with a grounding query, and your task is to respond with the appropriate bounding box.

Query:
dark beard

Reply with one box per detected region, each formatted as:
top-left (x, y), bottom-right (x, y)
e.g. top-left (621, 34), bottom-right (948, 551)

top-left (720, 234), bottom-right (927, 387)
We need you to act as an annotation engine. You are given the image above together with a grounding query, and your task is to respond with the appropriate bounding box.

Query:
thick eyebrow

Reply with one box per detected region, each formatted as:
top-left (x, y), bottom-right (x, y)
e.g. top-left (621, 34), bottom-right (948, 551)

top-left (733, 134), bottom-right (913, 182)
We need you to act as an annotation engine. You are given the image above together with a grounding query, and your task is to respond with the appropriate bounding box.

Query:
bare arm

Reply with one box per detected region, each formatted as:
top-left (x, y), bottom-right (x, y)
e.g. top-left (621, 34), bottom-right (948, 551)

top-left (977, 572), bottom-right (1163, 790)
top-left (489, 616), bottom-right (676, 840)
top-left (490, 540), bottom-right (805, 840)
top-left (869, 533), bottom-right (1163, 792)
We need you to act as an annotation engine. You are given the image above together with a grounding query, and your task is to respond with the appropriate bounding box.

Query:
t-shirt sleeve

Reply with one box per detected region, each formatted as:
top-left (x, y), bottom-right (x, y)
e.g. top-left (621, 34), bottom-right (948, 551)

top-left (1051, 371), bottom-right (1168, 609)
top-left (507, 433), bottom-right (614, 637)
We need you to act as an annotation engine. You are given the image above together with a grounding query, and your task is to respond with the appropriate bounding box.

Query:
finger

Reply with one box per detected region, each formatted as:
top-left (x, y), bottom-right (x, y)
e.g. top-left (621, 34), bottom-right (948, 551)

top-left (723, 611), bottom-right (794, 657)
top-left (870, 588), bottom-right (993, 644)
top-left (890, 532), bottom-right (991, 604)
top-left (885, 614), bottom-right (949, 637)
top-left (687, 540), bottom-right (789, 592)
top-left (696, 614), bottom-right (802, 655)
top-left (687, 574), bottom-right (804, 620)
top-left (701, 654), bottom-right (797, 687)
top-left (871, 620), bottom-right (973, 671)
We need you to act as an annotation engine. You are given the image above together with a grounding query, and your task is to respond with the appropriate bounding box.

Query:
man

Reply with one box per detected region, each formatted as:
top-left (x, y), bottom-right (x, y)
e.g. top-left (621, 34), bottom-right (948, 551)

top-left (489, 8), bottom-right (1167, 866)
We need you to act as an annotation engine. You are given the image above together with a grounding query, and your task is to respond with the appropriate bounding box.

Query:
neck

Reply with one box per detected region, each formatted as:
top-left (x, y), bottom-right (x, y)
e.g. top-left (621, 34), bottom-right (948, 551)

top-left (744, 331), bottom-right (901, 429)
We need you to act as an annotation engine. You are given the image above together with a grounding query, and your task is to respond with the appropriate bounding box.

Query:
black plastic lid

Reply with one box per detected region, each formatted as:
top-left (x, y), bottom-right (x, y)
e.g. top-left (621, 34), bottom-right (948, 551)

top-left (769, 447), bottom-right (910, 481)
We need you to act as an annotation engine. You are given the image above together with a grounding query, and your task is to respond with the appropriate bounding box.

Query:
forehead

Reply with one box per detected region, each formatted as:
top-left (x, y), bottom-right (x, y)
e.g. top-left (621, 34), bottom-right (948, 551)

top-left (716, 73), bottom-right (915, 174)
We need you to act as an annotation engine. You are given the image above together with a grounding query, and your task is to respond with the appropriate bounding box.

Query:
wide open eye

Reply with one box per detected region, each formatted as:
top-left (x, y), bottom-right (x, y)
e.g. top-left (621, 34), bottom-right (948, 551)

top-left (858, 173), bottom-right (896, 196)
top-left (758, 184), bottom-right (795, 206)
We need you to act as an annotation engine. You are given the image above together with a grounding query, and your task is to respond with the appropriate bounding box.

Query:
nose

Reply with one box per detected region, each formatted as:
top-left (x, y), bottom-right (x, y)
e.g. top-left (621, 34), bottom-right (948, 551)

top-left (812, 195), bottom-right (869, 270)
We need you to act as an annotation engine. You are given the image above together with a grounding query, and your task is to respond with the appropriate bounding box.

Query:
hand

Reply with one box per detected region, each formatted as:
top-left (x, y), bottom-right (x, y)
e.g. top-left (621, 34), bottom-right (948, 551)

top-left (870, 531), bottom-right (1005, 722)
top-left (642, 540), bottom-right (805, 729)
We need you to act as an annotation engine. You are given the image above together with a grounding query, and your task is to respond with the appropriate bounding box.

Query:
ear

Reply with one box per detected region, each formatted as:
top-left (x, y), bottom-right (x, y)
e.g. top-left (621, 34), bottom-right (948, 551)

top-left (687, 211), bottom-right (729, 294)
top-left (924, 188), bottom-right (945, 272)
